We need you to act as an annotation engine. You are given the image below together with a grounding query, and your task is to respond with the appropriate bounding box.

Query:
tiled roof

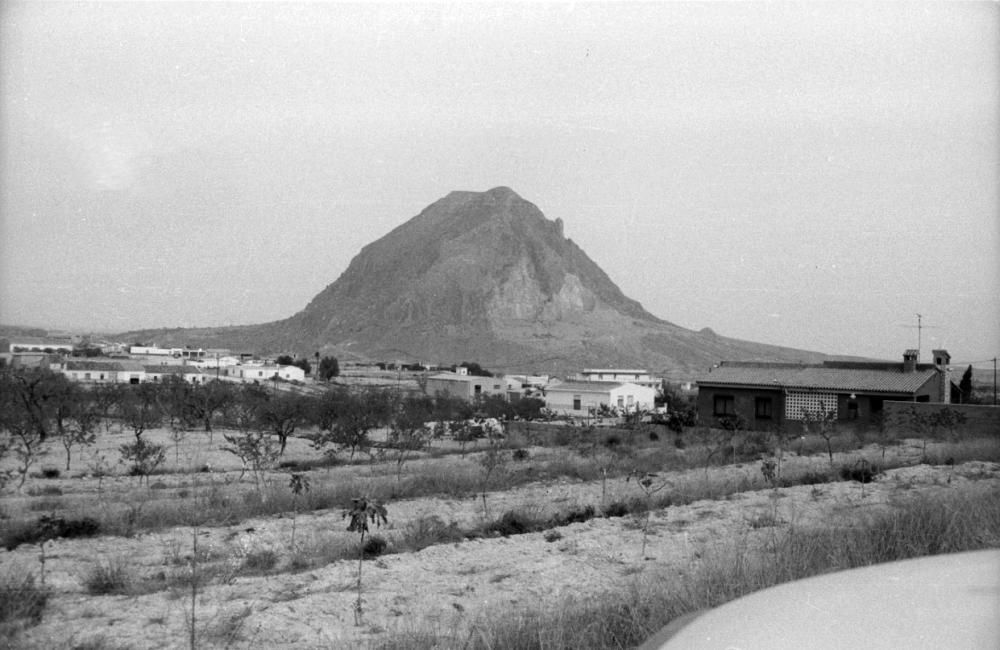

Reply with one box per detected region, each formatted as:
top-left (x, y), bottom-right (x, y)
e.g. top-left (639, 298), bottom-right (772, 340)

top-left (696, 365), bottom-right (938, 394)
top-left (144, 365), bottom-right (201, 374)
top-left (65, 360), bottom-right (123, 371)
top-left (65, 360), bottom-right (146, 372)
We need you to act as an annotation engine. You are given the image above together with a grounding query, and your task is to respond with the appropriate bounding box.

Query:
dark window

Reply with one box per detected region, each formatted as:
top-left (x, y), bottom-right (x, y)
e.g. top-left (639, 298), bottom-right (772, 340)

top-left (848, 401), bottom-right (859, 419)
top-left (573, 395), bottom-right (581, 410)
top-left (713, 395), bottom-right (735, 417)
top-left (755, 397), bottom-right (772, 419)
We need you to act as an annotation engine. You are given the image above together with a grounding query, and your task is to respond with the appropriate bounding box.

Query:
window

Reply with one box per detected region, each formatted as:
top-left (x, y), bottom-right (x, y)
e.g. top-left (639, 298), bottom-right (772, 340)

top-left (617, 396), bottom-right (624, 408)
top-left (755, 397), bottom-right (772, 419)
top-left (714, 395), bottom-right (735, 417)
top-left (573, 395), bottom-right (581, 410)
top-left (84, 372), bottom-right (91, 380)
top-left (848, 401), bottom-right (859, 419)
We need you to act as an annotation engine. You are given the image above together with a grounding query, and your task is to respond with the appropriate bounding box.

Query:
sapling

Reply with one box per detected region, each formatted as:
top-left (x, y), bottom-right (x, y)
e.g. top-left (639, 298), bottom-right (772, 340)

top-left (344, 497), bottom-right (388, 625)
top-left (476, 430), bottom-right (508, 521)
top-left (626, 470), bottom-right (672, 558)
top-left (288, 472), bottom-right (310, 551)
top-left (801, 403), bottom-right (837, 466)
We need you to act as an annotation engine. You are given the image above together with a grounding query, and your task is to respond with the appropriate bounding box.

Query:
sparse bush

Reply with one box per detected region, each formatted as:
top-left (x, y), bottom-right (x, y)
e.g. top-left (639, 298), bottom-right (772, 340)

top-left (27, 485), bottom-right (63, 497)
top-left (795, 470), bottom-right (832, 486)
top-left (543, 530), bottom-right (563, 543)
top-left (550, 505), bottom-right (596, 527)
top-left (840, 461), bottom-right (879, 484)
top-left (242, 548), bottom-right (279, 573)
top-left (362, 535), bottom-right (388, 558)
top-left (83, 557), bottom-right (132, 595)
top-left (0, 569), bottom-right (49, 627)
top-left (3, 514), bottom-right (101, 551)
top-left (400, 516), bottom-right (465, 552)
top-left (512, 448), bottom-right (530, 461)
top-left (486, 510), bottom-right (545, 537)
top-left (41, 467), bottom-right (61, 479)
top-left (603, 501), bottom-right (631, 518)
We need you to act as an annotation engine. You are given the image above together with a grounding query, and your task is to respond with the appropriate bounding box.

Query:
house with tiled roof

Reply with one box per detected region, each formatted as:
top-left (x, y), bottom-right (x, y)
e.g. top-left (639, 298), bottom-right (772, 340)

top-left (695, 349), bottom-right (956, 430)
top-left (544, 380), bottom-right (656, 417)
top-left (61, 359), bottom-right (146, 384)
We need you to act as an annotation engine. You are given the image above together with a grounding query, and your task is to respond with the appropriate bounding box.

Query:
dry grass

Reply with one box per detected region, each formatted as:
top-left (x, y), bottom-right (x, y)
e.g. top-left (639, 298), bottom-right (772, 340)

top-left (376, 487), bottom-right (1000, 650)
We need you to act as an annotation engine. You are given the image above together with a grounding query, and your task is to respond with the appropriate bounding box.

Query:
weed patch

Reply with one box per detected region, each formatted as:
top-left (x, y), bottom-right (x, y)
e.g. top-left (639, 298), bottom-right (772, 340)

top-left (0, 569), bottom-right (49, 629)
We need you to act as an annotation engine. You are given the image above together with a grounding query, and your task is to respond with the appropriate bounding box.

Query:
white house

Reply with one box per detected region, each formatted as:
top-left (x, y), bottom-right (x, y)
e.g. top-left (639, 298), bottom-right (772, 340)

top-left (3, 336), bottom-right (74, 354)
top-left (143, 365), bottom-right (210, 384)
top-left (236, 364), bottom-right (306, 383)
top-left (61, 360), bottom-right (146, 384)
top-left (543, 381), bottom-right (656, 417)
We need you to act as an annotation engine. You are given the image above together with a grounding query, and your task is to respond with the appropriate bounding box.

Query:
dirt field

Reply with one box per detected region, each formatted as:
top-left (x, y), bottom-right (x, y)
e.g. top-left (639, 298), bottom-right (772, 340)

top-left (2, 428), bottom-right (998, 649)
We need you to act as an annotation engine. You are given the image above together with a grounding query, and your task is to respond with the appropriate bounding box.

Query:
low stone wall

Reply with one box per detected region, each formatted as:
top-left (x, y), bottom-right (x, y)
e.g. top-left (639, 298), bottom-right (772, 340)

top-left (884, 401), bottom-right (1000, 436)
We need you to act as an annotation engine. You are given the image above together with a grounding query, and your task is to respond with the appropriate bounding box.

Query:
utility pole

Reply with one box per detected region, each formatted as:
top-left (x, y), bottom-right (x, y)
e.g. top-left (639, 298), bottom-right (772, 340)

top-left (994, 357), bottom-right (997, 406)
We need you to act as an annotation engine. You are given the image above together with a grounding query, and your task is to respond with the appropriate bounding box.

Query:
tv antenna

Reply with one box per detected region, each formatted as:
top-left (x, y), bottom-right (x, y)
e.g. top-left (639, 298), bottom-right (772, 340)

top-left (899, 313), bottom-right (941, 361)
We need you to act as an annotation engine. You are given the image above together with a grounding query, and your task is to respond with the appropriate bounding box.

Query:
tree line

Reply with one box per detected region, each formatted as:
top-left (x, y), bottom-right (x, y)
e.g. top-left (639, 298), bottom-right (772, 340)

top-left (0, 367), bottom-right (544, 490)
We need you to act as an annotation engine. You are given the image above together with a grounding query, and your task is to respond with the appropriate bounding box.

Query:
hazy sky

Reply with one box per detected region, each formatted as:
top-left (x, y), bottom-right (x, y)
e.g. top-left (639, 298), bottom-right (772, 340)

top-left (2, 2), bottom-right (997, 366)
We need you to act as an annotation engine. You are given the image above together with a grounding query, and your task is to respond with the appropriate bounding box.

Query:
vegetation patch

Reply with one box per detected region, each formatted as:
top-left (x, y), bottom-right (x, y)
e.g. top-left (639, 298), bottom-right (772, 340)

top-left (0, 569), bottom-right (49, 630)
top-left (3, 514), bottom-right (102, 551)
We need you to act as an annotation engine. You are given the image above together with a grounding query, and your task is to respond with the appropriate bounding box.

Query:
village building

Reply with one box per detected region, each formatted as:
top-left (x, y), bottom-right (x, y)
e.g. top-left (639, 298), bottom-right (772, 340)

top-left (235, 364), bottom-right (306, 383)
top-left (695, 349), bottom-right (957, 430)
top-left (569, 368), bottom-right (661, 389)
top-left (543, 380), bottom-right (657, 417)
top-left (1, 336), bottom-right (74, 355)
top-left (60, 359), bottom-right (146, 384)
top-left (425, 368), bottom-right (507, 401)
top-left (143, 365), bottom-right (210, 384)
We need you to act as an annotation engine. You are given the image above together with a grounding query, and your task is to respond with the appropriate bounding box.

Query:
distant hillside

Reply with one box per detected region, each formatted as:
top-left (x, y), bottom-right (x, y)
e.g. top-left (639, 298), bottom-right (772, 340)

top-left (119, 187), bottom-right (827, 378)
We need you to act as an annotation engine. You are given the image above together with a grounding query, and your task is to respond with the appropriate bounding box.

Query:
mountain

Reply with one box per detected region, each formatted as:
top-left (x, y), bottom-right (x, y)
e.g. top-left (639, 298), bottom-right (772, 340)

top-left (120, 187), bottom-right (826, 377)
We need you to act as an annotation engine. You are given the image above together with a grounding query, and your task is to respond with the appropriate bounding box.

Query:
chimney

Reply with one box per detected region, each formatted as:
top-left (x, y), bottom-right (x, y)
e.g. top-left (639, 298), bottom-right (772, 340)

top-left (932, 349), bottom-right (951, 403)
top-left (931, 349), bottom-right (950, 370)
top-left (903, 349), bottom-right (918, 373)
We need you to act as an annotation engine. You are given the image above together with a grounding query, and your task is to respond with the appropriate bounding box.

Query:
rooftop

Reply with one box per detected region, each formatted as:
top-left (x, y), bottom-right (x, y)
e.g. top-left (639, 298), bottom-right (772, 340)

top-left (696, 365), bottom-right (939, 394)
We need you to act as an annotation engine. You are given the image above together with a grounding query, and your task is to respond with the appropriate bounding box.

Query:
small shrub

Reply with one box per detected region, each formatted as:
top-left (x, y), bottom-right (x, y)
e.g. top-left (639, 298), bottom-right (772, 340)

top-left (673, 435), bottom-right (686, 449)
top-left (648, 430), bottom-right (659, 441)
top-left (3, 515), bottom-right (101, 550)
top-left (0, 570), bottom-right (49, 626)
top-left (603, 501), bottom-right (630, 518)
top-left (486, 510), bottom-right (544, 537)
top-left (543, 530), bottom-right (563, 543)
top-left (83, 558), bottom-right (132, 595)
top-left (550, 505), bottom-right (596, 527)
top-left (149, 481), bottom-right (168, 490)
top-left (747, 510), bottom-right (782, 529)
top-left (400, 516), bottom-right (465, 552)
top-left (41, 468), bottom-right (61, 479)
top-left (242, 548), bottom-right (279, 573)
top-left (26, 485), bottom-right (64, 497)
top-left (840, 462), bottom-right (879, 484)
top-left (796, 470), bottom-right (832, 486)
top-left (512, 448), bottom-right (530, 461)
top-left (362, 535), bottom-right (388, 558)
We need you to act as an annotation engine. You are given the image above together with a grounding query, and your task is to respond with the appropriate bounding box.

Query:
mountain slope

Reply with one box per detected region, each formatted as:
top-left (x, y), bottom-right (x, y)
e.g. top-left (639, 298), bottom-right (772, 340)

top-left (120, 187), bottom-right (826, 376)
